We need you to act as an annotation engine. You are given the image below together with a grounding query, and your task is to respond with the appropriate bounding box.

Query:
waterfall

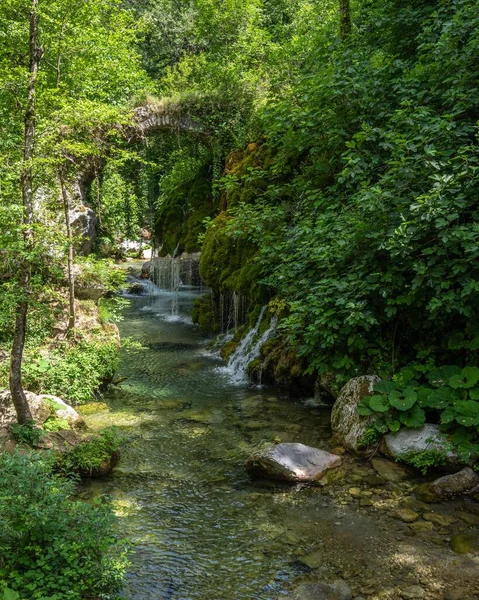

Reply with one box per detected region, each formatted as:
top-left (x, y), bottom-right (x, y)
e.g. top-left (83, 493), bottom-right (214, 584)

top-left (122, 275), bottom-right (160, 297)
top-left (219, 307), bottom-right (278, 385)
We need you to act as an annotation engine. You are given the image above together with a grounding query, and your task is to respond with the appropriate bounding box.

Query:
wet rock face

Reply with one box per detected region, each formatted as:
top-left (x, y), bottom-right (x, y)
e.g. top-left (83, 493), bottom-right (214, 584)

top-left (291, 580), bottom-right (352, 600)
top-left (382, 424), bottom-right (460, 467)
top-left (330, 375), bottom-right (379, 453)
top-left (245, 443), bottom-right (342, 482)
top-left (0, 390), bottom-right (50, 427)
top-left (70, 205), bottom-right (97, 256)
top-left (415, 467), bottom-right (479, 503)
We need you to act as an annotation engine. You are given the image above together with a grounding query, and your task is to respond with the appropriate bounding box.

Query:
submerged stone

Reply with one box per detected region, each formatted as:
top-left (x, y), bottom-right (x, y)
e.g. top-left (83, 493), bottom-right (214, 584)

top-left (371, 457), bottom-right (411, 483)
top-left (291, 580), bottom-right (352, 600)
top-left (246, 443), bottom-right (342, 482)
top-left (415, 468), bottom-right (479, 503)
top-left (450, 532), bottom-right (479, 554)
top-left (395, 509), bottom-right (420, 523)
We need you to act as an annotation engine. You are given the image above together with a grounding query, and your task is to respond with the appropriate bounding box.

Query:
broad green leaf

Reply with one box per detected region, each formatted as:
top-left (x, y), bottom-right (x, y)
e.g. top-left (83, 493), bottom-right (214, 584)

top-left (469, 388), bottom-right (479, 400)
top-left (357, 402), bottom-right (373, 416)
top-left (416, 386), bottom-right (434, 407)
top-left (399, 405), bottom-right (426, 428)
top-left (3, 590), bottom-right (20, 600)
top-left (369, 395), bottom-right (390, 413)
top-left (423, 386), bottom-right (456, 409)
top-left (428, 366), bottom-right (461, 387)
top-left (387, 419), bottom-right (401, 432)
top-left (389, 388), bottom-right (417, 411)
top-left (373, 380), bottom-right (396, 394)
top-left (440, 408), bottom-right (456, 424)
top-left (462, 366), bottom-right (479, 388)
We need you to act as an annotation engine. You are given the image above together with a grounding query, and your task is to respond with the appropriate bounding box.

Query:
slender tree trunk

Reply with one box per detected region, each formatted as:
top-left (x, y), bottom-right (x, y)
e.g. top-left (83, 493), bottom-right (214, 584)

top-left (9, 0), bottom-right (42, 424)
top-left (60, 173), bottom-right (76, 332)
top-left (339, 0), bottom-right (352, 38)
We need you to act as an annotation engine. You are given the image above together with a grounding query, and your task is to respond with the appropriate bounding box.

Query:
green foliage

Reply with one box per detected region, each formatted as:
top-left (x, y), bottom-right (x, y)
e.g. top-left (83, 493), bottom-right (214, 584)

top-left (397, 450), bottom-right (448, 475)
top-left (75, 257), bottom-right (126, 294)
top-left (154, 147), bottom-right (216, 255)
top-left (56, 428), bottom-right (122, 477)
top-left (10, 422), bottom-right (43, 447)
top-left (0, 339), bottom-right (118, 406)
top-left (0, 451), bottom-right (127, 599)
top-left (359, 365), bottom-right (479, 461)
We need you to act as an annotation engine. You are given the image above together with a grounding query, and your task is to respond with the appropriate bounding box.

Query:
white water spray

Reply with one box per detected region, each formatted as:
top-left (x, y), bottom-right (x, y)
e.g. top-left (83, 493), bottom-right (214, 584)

top-left (219, 306), bottom-right (278, 385)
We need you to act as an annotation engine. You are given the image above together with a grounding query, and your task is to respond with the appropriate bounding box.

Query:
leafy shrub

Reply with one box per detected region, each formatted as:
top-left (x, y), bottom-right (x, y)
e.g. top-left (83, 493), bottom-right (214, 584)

top-left (358, 365), bottom-right (479, 463)
top-left (17, 339), bottom-right (118, 405)
top-left (75, 256), bottom-right (126, 294)
top-left (398, 450), bottom-right (448, 475)
top-left (0, 452), bottom-right (127, 599)
top-left (57, 427), bottom-right (122, 476)
top-left (10, 422), bottom-right (43, 447)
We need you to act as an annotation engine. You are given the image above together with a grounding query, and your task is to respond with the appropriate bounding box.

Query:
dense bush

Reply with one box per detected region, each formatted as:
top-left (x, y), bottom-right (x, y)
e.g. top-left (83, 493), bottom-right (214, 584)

top-left (0, 452), bottom-right (127, 600)
top-left (56, 427), bottom-right (122, 477)
top-left (0, 338), bottom-right (118, 405)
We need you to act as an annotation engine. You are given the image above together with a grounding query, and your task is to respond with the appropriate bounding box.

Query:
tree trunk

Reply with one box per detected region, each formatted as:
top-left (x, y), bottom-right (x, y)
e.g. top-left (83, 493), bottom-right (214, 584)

top-left (9, 0), bottom-right (42, 424)
top-left (339, 0), bottom-right (352, 38)
top-left (60, 174), bottom-right (76, 332)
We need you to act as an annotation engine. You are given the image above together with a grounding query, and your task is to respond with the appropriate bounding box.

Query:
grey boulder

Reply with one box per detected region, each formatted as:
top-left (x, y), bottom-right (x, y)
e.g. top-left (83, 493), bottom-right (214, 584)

top-left (245, 443), bottom-right (342, 482)
top-left (382, 424), bottom-right (459, 467)
top-left (0, 390), bottom-right (50, 427)
top-left (415, 467), bottom-right (479, 503)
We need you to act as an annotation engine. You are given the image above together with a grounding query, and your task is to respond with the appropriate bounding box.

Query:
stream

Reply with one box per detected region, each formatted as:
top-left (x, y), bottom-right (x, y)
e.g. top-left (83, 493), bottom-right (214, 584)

top-left (81, 273), bottom-right (479, 600)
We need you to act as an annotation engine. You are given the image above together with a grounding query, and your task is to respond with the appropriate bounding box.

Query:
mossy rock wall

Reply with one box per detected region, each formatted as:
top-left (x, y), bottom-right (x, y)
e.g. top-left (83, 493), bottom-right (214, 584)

top-left (155, 164), bottom-right (217, 256)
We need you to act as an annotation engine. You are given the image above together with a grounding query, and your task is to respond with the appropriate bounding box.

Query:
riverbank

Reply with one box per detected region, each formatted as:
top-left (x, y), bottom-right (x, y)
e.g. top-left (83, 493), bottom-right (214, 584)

top-left (80, 287), bottom-right (479, 600)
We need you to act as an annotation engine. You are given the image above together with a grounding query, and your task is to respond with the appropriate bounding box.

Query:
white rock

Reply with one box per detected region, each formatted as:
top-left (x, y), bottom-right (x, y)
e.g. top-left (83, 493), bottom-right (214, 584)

top-left (382, 424), bottom-right (458, 466)
top-left (0, 390), bottom-right (50, 427)
top-left (245, 443), bottom-right (342, 482)
top-left (39, 394), bottom-right (84, 428)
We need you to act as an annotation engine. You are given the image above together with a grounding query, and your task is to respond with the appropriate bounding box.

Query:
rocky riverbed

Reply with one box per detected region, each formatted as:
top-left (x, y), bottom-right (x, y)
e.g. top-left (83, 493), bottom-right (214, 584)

top-left (79, 287), bottom-right (479, 600)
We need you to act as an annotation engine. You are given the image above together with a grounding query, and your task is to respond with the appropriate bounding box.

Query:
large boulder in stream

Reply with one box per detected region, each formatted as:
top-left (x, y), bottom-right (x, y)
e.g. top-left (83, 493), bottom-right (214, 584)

top-left (245, 443), bottom-right (342, 482)
top-left (381, 424), bottom-right (460, 467)
top-left (331, 375), bottom-right (379, 453)
top-left (415, 468), bottom-right (479, 503)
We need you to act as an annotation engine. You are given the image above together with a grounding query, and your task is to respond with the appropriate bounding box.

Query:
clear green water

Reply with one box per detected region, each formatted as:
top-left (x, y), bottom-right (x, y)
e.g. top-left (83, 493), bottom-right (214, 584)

top-left (82, 288), bottom-right (345, 600)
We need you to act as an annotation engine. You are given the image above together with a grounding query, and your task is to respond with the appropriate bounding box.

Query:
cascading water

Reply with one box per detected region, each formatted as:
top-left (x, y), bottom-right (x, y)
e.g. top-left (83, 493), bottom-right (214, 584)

top-left (122, 275), bottom-right (161, 297)
top-left (219, 306), bottom-right (278, 384)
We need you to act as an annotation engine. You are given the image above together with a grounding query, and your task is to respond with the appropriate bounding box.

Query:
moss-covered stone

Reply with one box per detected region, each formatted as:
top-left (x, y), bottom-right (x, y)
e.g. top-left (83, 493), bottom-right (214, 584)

top-left (155, 164), bottom-right (217, 256)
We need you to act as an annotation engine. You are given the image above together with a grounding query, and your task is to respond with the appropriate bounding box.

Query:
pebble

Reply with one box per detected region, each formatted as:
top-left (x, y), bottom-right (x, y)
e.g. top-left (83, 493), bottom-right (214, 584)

top-left (396, 508), bottom-right (420, 523)
top-left (359, 498), bottom-right (374, 507)
top-left (456, 511), bottom-right (479, 526)
top-left (401, 585), bottom-right (425, 599)
top-left (409, 521), bottom-right (434, 532)
top-left (349, 487), bottom-right (362, 498)
top-left (423, 512), bottom-right (456, 527)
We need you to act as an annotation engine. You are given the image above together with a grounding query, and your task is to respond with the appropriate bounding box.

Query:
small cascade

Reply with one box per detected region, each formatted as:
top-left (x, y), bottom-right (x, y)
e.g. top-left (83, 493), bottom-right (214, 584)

top-left (218, 291), bottom-right (248, 334)
top-left (122, 275), bottom-right (161, 297)
top-left (220, 307), bottom-right (278, 385)
top-left (152, 258), bottom-right (181, 292)
top-left (150, 256), bottom-right (202, 291)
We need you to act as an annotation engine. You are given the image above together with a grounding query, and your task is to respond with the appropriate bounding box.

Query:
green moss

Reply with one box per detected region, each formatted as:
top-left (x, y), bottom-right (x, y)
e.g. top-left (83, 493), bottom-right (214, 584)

top-left (155, 164), bottom-right (217, 256)
top-left (192, 295), bottom-right (218, 333)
